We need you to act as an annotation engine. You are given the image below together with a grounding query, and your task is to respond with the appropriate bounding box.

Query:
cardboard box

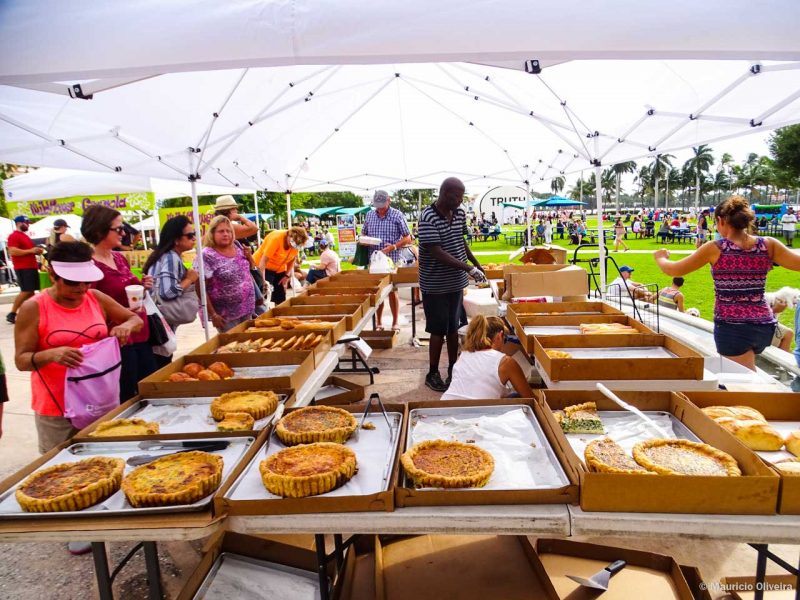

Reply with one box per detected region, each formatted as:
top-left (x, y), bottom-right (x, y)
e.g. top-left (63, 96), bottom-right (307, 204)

top-left (533, 332), bottom-right (704, 381)
top-left (216, 403), bottom-right (407, 515)
top-left (504, 264), bottom-right (589, 299)
top-left (285, 294), bottom-right (371, 317)
top-left (314, 376), bottom-right (366, 405)
top-left (506, 301), bottom-right (624, 317)
top-left (338, 536), bottom-right (377, 600)
top-left (537, 390), bottom-right (780, 514)
top-left (523, 244), bottom-right (568, 264)
top-left (535, 538), bottom-right (697, 600)
top-left (394, 399), bottom-right (579, 508)
top-left (138, 351), bottom-right (315, 395)
top-left (507, 311), bottom-right (656, 354)
top-left (680, 565), bottom-right (713, 600)
top-left (270, 303), bottom-right (365, 331)
top-left (390, 265), bottom-right (418, 284)
top-left (307, 285), bottom-right (383, 306)
top-left (228, 316), bottom-right (347, 342)
top-left (360, 329), bottom-right (398, 349)
top-left (330, 272), bottom-right (391, 287)
top-left (73, 388), bottom-right (296, 441)
top-left (188, 330), bottom-right (333, 367)
top-left (176, 530), bottom-right (344, 600)
top-left (682, 391), bottom-right (800, 515)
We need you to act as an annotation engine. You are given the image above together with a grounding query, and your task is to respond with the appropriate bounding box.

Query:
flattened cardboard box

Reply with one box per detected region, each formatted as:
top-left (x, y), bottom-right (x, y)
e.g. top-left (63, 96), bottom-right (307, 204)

top-left (537, 390), bottom-right (779, 514)
top-left (507, 311), bottom-right (656, 354)
top-left (215, 403), bottom-right (407, 515)
top-left (329, 271), bottom-right (390, 287)
top-left (721, 575), bottom-right (796, 599)
top-left (682, 391), bottom-right (800, 515)
top-left (228, 316), bottom-right (347, 342)
top-left (188, 329), bottom-right (333, 367)
top-left (73, 387), bottom-right (296, 441)
top-left (534, 332), bottom-right (704, 381)
top-left (138, 351), bottom-right (315, 395)
top-left (313, 376), bottom-right (365, 406)
top-left (270, 302), bottom-right (365, 331)
top-left (176, 530), bottom-right (345, 600)
top-left (395, 398), bottom-right (579, 508)
top-left (505, 264), bottom-right (589, 298)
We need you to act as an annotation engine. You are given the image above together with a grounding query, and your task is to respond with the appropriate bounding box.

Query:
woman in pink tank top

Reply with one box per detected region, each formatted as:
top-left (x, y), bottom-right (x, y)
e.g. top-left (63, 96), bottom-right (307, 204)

top-left (14, 242), bottom-right (142, 454)
top-left (654, 196), bottom-right (800, 371)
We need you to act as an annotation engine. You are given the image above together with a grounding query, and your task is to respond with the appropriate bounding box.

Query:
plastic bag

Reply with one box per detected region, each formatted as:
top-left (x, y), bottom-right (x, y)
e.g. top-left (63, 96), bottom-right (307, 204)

top-left (369, 250), bottom-right (395, 274)
top-left (145, 294), bottom-right (177, 357)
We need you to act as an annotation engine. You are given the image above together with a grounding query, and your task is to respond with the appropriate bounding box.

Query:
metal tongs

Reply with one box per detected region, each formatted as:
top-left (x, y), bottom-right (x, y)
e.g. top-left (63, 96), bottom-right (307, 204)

top-left (356, 393), bottom-right (397, 488)
top-left (596, 383), bottom-right (671, 438)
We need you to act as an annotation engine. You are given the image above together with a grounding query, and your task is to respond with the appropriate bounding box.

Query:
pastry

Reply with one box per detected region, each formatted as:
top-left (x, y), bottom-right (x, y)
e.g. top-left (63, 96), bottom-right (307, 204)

top-left (545, 350), bottom-right (572, 359)
top-left (207, 361), bottom-right (234, 379)
top-left (183, 363), bottom-right (204, 378)
top-left (89, 419), bottom-right (160, 437)
top-left (216, 412), bottom-right (255, 432)
top-left (210, 391), bottom-right (279, 421)
top-left (559, 402), bottom-right (604, 434)
top-left (122, 451), bottom-right (224, 507)
top-left (168, 372), bottom-right (197, 382)
top-left (275, 406), bottom-right (358, 446)
top-left (713, 417), bottom-right (784, 452)
top-left (632, 439), bottom-right (741, 476)
top-left (786, 431), bottom-right (800, 457)
top-left (401, 440), bottom-right (495, 488)
top-left (197, 369), bottom-right (221, 381)
top-left (775, 458), bottom-right (800, 475)
top-left (255, 317), bottom-right (280, 327)
top-left (702, 405), bottom-right (767, 422)
top-left (579, 323), bottom-right (637, 334)
top-left (16, 457), bottom-right (125, 512)
top-left (584, 437), bottom-right (654, 474)
top-left (260, 442), bottom-right (357, 498)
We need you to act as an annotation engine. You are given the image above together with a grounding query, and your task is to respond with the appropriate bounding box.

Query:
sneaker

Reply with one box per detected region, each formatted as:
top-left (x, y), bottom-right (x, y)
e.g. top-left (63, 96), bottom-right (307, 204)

top-left (5, 313), bottom-right (15, 324)
top-left (425, 371), bottom-right (448, 393)
top-left (67, 541), bottom-right (92, 556)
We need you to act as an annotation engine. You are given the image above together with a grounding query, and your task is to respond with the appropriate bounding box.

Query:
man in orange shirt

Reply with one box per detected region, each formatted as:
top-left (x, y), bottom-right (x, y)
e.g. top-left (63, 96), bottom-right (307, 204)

top-left (254, 226), bottom-right (308, 305)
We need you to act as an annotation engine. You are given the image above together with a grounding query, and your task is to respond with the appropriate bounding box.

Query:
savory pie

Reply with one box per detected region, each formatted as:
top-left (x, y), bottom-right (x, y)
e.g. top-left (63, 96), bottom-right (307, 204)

top-left (122, 451), bottom-right (224, 507)
top-left (275, 406), bottom-right (358, 446)
top-left (584, 437), bottom-right (654, 474)
top-left (260, 442), bottom-right (357, 498)
top-left (545, 350), bottom-right (572, 359)
top-left (89, 418), bottom-right (160, 437)
top-left (401, 440), bottom-right (495, 488)
top-left (16, 457), bottom-right (125, 512)
top-left (632, 439), bottom-right (741, 476)
top-left (216, 412), bottom-right (255, 431)
top-left (210, 391), bottom-right (279, 422)
top-left (556, 402), bottom-right (604, 434)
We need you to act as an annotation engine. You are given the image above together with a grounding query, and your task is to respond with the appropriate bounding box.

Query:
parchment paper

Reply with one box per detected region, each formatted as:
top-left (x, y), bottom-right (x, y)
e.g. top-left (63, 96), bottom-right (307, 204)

top-left (234, 366), bottom-right (297, 379)
top-left (557, 346), bottom-right (677, 359)
top-left (122, 397), bottom-right (279, 434)
top-left (198, 554), bottom-right (319, 600)
top-left (523, 326), bottom-right (581, 336)
top-left (755, 420), bottom-right (800, 463)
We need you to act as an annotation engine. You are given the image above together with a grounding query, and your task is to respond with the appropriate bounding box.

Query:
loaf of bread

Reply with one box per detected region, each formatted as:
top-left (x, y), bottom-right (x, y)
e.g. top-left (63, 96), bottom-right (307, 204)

top-left (713, 417), bottom-right (785, 451)
top-left (786, 431), bottom-right (800, 457)
top-left (775, 458), bottom-right (800, 476)
top-left (702, 405), bottom-right (767, 422)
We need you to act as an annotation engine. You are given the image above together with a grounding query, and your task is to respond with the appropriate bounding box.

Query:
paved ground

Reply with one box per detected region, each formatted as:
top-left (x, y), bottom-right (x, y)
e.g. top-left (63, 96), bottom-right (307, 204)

top-left (0, 289), bottom-right (795, 598)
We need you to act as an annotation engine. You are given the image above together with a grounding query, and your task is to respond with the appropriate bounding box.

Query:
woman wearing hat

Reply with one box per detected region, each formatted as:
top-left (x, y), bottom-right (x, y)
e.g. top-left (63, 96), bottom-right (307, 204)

top-left (214, 195), bottom-right (258, 240)
top-left (47, 219), bottom-right (76, 249)
top-left (14, 241), bottom-right (142, 454)
top-left (253, 226), bottom-right (309, 305)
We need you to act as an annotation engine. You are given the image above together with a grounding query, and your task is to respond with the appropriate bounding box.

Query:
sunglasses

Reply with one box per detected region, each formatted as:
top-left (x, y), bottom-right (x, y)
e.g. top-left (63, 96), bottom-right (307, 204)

top-left (181, 232), bottom-right (197, 239)
top-left (109, 226), bottom-right (125, 235)
top-left (59, 277), bottom-right (89, 287)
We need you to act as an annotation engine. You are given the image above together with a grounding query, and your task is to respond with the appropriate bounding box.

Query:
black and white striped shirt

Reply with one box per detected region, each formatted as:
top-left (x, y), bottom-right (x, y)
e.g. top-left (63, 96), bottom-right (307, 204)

top-left (418, 204), bottom-right (469, 294)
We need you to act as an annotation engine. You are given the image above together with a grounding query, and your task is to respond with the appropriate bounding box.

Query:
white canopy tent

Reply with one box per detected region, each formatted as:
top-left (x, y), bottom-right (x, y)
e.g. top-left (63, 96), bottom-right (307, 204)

top-left (1, 1), bottom-right (800, 337)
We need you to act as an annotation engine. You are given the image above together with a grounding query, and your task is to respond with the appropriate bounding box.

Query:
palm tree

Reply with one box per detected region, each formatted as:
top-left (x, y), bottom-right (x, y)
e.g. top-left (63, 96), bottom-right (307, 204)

top-left (568, 175), bottom-right (586, 202)
top-left (712, 169), bottom-right (730, 203)
top-left (685, 145), bottom-right (715, 209)
top-left (664, 167), bottom-right (681, 211)
top-left (550, 176), bottom-right (566, 195)
top-left (610, 161), bottom-right (636, 214)
top-left (600, 168), bottom-right (616, 208)
top-left (634, 165), bottom-right (652, 204)
top-left (648, 154), bottom-right (674, 210)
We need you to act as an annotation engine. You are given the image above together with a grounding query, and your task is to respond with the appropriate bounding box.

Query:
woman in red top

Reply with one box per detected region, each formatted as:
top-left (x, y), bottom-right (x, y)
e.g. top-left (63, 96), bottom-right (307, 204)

top-left (81, 205), bottom-right (156, 402)
top-left (14, 242), bottom-right (142, 453)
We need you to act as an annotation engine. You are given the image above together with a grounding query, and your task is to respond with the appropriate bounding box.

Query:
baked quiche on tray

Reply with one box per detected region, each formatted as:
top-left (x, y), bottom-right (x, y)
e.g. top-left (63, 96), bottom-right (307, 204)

top-left (121, 450), bottom-right (224, 507)
top-left (89, 418), bottom-right (160, 437)
top-left (632, 439), bottom-right (741, 476)
top-left (260, 442), bottom-right (357, 498)
top-left (210, 391), bottom-right (278, 422)
top-left (401, 440), bottom-right (495, 488)
top-left (585, 438), bottom-right (654, 474)
top-left (275, 406), bottom-right (358, 445)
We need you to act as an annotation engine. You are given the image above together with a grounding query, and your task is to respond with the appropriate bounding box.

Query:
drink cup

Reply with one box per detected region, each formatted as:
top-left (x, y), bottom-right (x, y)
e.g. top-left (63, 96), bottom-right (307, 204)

top-left (125, 284), bottom-right (144, 311)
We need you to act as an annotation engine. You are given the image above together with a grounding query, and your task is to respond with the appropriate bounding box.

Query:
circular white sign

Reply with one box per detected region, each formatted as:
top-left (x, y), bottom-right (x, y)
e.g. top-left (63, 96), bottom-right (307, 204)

top-left (475, 186), bottom-right (530, 222)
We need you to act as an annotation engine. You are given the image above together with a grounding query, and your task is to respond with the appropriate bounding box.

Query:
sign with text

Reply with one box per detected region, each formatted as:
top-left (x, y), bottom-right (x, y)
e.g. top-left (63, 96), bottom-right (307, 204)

top-left (158, 205), bottom-right (215, 237)
top-left (8, 192), bottom-right (156, 218)
top-left (337, 214), bottom-right (357, 258)
top-left (475, 185), bottom-right (530, 222)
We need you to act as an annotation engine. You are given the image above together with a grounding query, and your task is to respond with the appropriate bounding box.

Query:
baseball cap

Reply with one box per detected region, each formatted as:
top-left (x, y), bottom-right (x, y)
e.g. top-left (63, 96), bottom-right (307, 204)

top-left (53, 218), bottom-right (69, 228)
top-left (619, 265), bottom-right (635, 273)
top-left (319, 238), bottom-right (329, 246)
top-left (13, 215), bottom-right (30, 223)
top-left (372, 190), bottom-right (390, 208)
top-left (50, 260), bottom-right (104, 283)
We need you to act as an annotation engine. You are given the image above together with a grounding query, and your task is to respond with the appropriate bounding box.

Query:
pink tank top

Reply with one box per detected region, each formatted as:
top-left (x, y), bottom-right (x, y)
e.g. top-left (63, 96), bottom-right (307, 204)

top-left (32, 291), bottom-right (108, 416)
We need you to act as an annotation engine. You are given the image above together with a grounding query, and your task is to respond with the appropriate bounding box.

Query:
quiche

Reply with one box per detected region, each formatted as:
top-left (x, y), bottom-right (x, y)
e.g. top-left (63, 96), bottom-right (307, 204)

top-left (210, 391), bottom-right (278, 422)
top-left (401, 440), bottom-right (495, 488)
top-left (16, 457), bottom-right (125, 513)
top-left (217, 412), bottom-right (255, 432)
top-left (275, 406), bottom-right (358, 446)
top-left (89, 419), bottom-right (160, 438)
top-left (632, 439), bottom-right (741, 476)
top-left (121, 451), bottom-right (224, 507)
top-left (558, 402), bottom-right (604, 434)
top-left (585, 438), bottom-right (654, 474)
top-left (260, 442), bottom-right (357, 498)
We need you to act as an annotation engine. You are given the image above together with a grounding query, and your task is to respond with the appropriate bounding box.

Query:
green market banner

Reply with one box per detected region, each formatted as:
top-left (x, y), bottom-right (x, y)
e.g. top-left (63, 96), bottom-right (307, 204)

top-left (158, 204), bottom-right (216, 236)
top-left (8, 192), bottom-right (155, 218)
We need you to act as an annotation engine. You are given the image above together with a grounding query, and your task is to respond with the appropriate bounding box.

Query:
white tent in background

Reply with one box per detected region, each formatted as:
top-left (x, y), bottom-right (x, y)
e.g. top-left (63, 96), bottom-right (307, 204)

top-left (27, 214), bottom-right (84, 241)
top-left (2, 0), bottom-right (799, 338)
top-left (0, 217), bottom-right (14, 241)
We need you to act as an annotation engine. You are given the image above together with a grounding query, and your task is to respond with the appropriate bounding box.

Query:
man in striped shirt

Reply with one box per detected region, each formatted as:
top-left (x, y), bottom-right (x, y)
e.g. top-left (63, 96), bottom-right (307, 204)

top-left (419, 177), bottom-right (487, 392)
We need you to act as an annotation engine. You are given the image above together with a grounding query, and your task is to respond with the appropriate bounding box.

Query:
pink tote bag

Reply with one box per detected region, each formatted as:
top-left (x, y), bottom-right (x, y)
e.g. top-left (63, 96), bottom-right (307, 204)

top-left (63, 337), bottom-right (122, 429)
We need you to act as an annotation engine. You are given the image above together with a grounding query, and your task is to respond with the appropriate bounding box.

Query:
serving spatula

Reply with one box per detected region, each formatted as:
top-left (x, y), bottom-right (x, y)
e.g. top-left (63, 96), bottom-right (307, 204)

top-left (566, 560), bottom-right (626, 591)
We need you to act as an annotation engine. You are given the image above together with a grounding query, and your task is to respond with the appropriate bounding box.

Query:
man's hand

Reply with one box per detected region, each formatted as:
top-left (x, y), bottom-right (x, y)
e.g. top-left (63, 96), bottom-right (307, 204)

top-left (32, 247), bottom-right (45, 256)
top-left (183, 268), bottom-right (199, 284)
top-left (44, 346), bottom-right (83, 368)
top-left (381, 244), bottom-right (395, 254)
top-left (468, 267), bottom-right (487, 284)
top-left (278, 276), bottom-right (291, 288)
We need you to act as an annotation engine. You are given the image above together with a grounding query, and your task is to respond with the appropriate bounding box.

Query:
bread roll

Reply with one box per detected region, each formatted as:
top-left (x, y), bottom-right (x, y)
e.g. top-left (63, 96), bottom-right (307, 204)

top-left (183, 362), bottom-right (204, 378)
top-left (714, 417), bottom-right (784, 451)
top-left (786, 431), bottom-right (800, 457)
top-left (702, 405), bottom-right (766, 422)
top-left (197, 369), bottom-right (222, 381)
top-left (775, 459), bottom-right (800, 475)
top-left (208, 361), bottom-right (234, 379)
top-left (168, 372), bottom-right (195, 382)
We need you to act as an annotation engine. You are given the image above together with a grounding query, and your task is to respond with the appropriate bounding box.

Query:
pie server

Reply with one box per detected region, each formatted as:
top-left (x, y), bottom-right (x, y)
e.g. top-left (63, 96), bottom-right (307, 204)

top-left (566, 560), bottom-right (626, 591)
top-left (127, 441), bottom-right (230, 466)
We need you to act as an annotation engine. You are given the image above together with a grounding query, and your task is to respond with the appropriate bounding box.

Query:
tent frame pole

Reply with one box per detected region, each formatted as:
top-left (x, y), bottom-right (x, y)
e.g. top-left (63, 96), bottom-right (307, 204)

top-left (254, 192), bottom-right (261, 245)
top-left (188, 153), bottom-right (211, 341)
top-left (286, 191), bottom-right (292, 228)
top-left (594, 135), bottom-right (606, 297)
top-left (524, 164), bottom-right (532, 250)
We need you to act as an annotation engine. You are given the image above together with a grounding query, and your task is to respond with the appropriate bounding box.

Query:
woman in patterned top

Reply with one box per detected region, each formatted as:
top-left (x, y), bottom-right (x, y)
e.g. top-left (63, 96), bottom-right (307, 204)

top-left (654, 195), bottom-right (800, 370)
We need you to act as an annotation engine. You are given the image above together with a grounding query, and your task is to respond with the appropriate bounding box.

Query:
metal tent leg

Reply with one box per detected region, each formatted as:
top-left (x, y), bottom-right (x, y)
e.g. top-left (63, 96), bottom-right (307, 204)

top-left (142, 541), bottom-right (163, 600)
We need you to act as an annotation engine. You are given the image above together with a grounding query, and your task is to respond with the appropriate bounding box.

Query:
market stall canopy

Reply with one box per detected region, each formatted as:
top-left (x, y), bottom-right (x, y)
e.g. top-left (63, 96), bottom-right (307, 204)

top-left (27, 214), bottom-right (83, 240)
top-left (541, 196), bottom-right (587, 207)
top-left (0, 217), bottom-right (15, 242)
top-left (292, 207), bottom-right (342, 218)
top-left (335, 206), bottom-right (372, 216)
top-left (244, 213), bottom-right (274, 222)
top-left (501, 199), bottom-right (549, 210)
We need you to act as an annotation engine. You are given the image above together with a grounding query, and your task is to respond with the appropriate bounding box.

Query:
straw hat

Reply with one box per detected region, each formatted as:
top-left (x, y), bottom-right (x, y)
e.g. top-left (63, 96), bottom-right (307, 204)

top-left (213, 195), bottom-right (239, 210)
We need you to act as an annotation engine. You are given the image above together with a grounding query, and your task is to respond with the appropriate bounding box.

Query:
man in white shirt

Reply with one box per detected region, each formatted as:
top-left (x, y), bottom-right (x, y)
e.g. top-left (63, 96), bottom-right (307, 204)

top-left (607, 266), bottom-right (654, 301)
top-left (324, 228), bottom-right (336, 249)
top-left (305, 239), bottom-right (340, 284)
top-left (781, 207), bottom-right (797, 248)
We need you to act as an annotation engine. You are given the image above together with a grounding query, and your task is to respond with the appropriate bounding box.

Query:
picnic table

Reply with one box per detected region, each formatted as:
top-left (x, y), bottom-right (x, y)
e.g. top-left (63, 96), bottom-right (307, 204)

top-left (503, 230), bottom-right (526, 245)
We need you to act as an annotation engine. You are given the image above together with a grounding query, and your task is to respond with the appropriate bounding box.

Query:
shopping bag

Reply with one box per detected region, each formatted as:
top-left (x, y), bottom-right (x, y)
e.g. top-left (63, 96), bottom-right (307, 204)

top-left (145, 294), bottom-right (177, 356)
top-left (63, 337), bottom-right (122, 429)
top-left (368, 250), bottom-right (395, 274)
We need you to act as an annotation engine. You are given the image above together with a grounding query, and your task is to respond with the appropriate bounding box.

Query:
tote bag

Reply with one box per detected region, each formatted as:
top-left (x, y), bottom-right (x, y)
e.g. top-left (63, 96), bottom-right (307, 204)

top-left (63, 337), bottom-right (122, 429)
top-left (152, 272), bottom-right (198, 327)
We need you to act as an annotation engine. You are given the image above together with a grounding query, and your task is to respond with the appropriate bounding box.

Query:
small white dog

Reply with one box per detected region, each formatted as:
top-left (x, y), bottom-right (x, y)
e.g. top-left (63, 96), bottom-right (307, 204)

top-left (685, 307), bottom-right (700, 317)
top-left (766, 287), bottom-right (800, 309)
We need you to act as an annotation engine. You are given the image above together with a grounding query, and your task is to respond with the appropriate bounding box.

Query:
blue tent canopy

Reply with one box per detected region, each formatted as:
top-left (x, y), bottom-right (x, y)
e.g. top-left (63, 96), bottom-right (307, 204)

top-left (335, 206), bottom-right (371, 216)
top-left (541, 196), bottom-right (586, 207)
top-left (244, 213), bottom-right (274, 222)
top-left (292, 206), bottom-right (343, 218)
top-left (500, 198), bottom-right (548, 210)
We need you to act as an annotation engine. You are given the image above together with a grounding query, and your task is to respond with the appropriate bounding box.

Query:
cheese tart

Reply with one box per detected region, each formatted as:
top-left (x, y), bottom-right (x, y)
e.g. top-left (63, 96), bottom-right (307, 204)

top-left (89, 419), bottom-right (160, 437)
top-left (210, 391), bottom-right (278, 422)
top-left (122, 451), bottom-right (223, 508)
top-left (633, 439), bottom-right (741, 476)
top-left (260, 442), bottom-right (357, 498)
top-left (275, 406), bottom-right (358, 446)
top-left (401, 440), bottom-right (494, 488)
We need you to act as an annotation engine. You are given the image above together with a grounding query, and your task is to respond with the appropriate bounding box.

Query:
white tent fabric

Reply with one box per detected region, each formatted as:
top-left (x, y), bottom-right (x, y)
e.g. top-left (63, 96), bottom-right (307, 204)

top-left (0, 217), bottom-right (14, 241)
top-left (27, 214), bottom-right (83, 240)
top-left (1, 1), bottom-right (799, 84)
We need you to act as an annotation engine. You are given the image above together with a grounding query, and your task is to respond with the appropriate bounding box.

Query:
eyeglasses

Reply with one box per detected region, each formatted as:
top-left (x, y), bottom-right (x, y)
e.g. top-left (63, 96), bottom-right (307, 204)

top-left (109, 226), bottom-right (125, 235)
top-left (181, 232), bottom-right (197, 240)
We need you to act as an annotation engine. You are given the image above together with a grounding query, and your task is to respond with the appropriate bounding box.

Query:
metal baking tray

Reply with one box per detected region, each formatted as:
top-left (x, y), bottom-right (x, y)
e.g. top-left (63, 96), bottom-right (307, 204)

top-left (313, 385), bottom-right (352, 401)
top-left (194, 552), bottom-right (322, 599)
top-left (233, 366), bottom-right (298, 379)
top-left (225, 411), bottom-right (402, 501)
top-left (406, 404), bottom-right (570, 491)
top-left (0, 437), bottom-right (254, 520)
top-left (109, 395), bottom-right (289, 434)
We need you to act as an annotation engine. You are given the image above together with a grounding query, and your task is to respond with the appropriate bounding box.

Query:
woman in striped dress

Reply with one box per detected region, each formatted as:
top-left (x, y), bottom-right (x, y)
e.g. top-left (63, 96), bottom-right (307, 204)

top-left (654, 195), bottom-right (800, 371)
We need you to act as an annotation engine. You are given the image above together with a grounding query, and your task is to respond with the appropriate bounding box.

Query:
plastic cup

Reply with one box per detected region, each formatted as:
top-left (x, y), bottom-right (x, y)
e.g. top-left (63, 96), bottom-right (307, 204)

top-left (125, 284), bottom-right (144, 311)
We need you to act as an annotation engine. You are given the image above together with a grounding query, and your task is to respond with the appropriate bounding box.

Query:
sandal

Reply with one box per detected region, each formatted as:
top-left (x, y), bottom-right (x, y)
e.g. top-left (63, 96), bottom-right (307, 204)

top-left (375, 325), bottom-right (385, 331)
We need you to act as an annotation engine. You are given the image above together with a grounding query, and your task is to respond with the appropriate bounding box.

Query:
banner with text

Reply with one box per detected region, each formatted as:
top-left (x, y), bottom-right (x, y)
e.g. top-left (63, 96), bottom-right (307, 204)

top-left (8, 192), bottom-right (156, 218)
top-left (158, 205), bottom-right (216, 237)
top-left (337, 214), bottom-right (357, 258)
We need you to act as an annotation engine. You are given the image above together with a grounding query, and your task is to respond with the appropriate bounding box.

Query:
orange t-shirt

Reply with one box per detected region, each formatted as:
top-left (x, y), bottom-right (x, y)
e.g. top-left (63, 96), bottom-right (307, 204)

top-left (253, 230), bottom-right (298, 274)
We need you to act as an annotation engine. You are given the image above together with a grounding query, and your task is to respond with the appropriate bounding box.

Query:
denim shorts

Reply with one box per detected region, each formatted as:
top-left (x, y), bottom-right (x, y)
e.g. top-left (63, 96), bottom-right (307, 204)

top-left (714, 321), bottom-right (776, 357)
